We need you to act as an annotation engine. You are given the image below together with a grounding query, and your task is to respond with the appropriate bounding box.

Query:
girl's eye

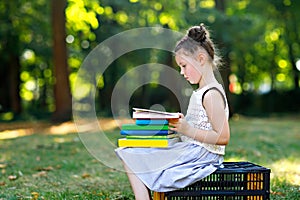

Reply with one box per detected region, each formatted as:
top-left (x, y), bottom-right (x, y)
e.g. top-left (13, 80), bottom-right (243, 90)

top-left (182, 65), bottom-right (186, 68)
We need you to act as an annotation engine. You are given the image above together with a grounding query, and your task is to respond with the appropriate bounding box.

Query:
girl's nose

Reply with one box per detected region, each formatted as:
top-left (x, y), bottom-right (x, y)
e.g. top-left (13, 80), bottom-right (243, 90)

top-left (180, 67), bottom-right (184, 75)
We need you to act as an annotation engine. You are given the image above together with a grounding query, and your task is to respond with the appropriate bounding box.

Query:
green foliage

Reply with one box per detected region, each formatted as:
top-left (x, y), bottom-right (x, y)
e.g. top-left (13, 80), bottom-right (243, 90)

top-left (0, 0), bottom-right (299, 117)
top-left (0, 0), bottom-right (53, 113)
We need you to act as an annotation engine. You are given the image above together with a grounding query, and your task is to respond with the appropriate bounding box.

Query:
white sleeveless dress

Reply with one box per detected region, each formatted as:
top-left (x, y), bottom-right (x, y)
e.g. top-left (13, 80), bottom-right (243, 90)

top-left (115, 83), bottom-right (229, 192)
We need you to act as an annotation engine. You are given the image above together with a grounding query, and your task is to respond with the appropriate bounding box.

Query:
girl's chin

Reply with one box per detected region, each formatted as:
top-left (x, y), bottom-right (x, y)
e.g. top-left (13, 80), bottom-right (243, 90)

top-left (189, 80), bottom-right (200, 84)
top-left (189, 78), bottom-right (201, 84)
top-left (187, 79), bottom-right (194, 84)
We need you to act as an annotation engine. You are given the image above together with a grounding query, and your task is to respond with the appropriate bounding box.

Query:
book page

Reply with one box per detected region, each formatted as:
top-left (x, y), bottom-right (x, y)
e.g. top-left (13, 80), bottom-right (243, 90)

top-left (132, 107), bottom-right (179, 116)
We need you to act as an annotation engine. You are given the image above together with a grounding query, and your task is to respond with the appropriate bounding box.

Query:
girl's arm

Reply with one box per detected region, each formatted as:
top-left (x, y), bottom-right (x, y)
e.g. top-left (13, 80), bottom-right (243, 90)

top-left (169, 89), bottom-right (230, 145)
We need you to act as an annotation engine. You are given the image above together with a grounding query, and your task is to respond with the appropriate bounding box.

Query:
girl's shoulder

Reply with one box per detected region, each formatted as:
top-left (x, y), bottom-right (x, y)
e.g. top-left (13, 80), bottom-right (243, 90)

top-left (194, 82), bottom-right (225, 96)
top-left (192, 82), bottom-right (228, 111)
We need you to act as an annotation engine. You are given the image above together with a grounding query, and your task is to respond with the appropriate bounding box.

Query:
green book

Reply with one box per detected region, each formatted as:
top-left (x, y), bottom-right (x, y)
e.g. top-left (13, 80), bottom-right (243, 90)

top-left (126, 134), bottom-right (178, 140)
top-left (121, 124), bottom-right (169, 130)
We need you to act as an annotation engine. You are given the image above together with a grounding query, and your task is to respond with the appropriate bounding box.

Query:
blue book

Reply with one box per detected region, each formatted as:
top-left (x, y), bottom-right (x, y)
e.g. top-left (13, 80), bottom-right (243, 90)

top-left (120, 130), bottom-right (173, 136)
top-left (135, 119), bottom-right (168, 125)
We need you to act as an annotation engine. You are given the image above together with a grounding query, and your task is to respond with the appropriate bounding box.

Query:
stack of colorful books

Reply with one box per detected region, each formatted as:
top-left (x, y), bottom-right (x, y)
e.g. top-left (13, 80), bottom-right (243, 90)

top-left (117, 108), bottom-right (180, 148)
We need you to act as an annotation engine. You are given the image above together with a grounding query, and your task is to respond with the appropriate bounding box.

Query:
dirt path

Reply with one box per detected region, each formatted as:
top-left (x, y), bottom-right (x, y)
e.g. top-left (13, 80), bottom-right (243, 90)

top-left (0, 118), bottom-right (132, 140)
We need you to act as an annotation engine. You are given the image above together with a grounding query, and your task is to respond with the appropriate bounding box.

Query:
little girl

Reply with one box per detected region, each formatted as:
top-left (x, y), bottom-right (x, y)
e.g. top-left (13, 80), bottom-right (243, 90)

top-left (115, 24), bottom-right (230, 200)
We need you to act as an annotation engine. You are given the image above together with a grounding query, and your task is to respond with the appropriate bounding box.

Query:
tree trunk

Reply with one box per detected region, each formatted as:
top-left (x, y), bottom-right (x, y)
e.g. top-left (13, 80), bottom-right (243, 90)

top-left (1, 14), bottom-right (22, 115)
top-left (0, 60), bottom-right (10, 112)
top-left (9, 52), bottom-right (22, 114)
top-left (215, 0), bottom-right (225, 12)
top-left (289, 49), bottom-right (299, 90)
top-left (51, 0), bottom-right (72, 122)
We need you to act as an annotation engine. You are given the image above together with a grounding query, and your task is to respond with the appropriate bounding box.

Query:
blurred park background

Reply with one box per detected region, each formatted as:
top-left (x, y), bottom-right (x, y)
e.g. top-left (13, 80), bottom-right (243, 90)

top-left (1, 0), bottom-right (300, 122)
top-left (0, 0), bottom-right (300, 199)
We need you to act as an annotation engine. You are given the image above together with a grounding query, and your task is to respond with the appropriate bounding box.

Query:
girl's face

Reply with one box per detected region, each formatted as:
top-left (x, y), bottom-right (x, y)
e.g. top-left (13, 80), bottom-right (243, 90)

top-left (175, 53), bottom-right (202, 84)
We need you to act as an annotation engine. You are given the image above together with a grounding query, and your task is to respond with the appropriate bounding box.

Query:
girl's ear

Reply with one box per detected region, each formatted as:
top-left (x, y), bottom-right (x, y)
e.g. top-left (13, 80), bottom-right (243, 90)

top-left (197, 53), bottom-right (206, 66)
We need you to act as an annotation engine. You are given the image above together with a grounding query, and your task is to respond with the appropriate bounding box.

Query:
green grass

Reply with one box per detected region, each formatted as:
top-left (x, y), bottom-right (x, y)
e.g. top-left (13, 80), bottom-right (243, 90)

top-left (0, 131), bottom-right (133, 200)
top-left (0, 115), bottom-right (300, 199)
top-left (227, 114), bottom-right (300, 199)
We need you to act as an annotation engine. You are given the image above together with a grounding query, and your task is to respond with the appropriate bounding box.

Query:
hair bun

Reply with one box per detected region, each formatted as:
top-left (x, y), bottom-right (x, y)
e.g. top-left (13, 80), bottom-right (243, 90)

top-left (187, 24), bottom-right (207, 43)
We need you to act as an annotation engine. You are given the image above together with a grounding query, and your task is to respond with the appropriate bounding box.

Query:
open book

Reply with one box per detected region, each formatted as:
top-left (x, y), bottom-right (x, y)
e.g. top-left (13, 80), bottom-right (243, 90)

top-left (132, 107), bottom-right (180, 119)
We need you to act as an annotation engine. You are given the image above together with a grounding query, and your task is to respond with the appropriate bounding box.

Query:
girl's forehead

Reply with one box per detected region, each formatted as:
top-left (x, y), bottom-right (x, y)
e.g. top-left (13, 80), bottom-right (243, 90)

top-left (175, 53), bottom-right (194, 65)
top-left (175, 53), bottom-right (187, 62)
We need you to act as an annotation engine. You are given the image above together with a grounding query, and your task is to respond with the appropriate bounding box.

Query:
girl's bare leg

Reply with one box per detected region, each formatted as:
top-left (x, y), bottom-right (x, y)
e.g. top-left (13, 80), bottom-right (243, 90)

top-left (123, 163), bottom-right (151, 200)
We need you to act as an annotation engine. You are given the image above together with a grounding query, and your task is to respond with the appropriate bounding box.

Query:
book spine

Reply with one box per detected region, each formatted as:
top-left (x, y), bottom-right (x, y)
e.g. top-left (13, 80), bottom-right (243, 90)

top-left (126, 134), bottom-right (178, 139)
top-left (120, 130), bottom-right (172, 136)
top-left (135, 119), bottom-right (168, 125)
top-left (118, 138), bottom-right (169, 148)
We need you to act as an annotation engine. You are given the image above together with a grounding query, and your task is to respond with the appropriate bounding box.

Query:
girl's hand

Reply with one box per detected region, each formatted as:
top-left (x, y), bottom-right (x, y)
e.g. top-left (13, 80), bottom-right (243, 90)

top-left (169, 113), bottom-right (191, 135)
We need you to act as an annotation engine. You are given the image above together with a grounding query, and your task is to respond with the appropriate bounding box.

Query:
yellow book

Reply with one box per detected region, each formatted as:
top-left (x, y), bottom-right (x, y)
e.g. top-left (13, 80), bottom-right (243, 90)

top-left (118, 138), bottom-right (179, 148)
